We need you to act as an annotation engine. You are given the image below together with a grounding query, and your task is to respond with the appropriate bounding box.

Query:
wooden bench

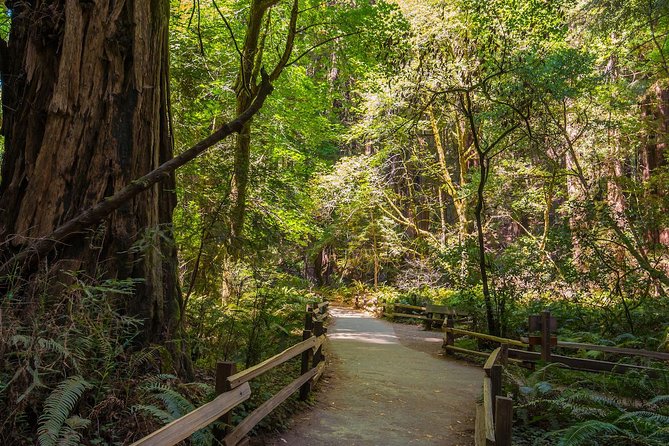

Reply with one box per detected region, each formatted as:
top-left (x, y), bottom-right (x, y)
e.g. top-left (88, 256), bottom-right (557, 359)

top-left (424, 304), bottom-right (468, 330)
top-left (383, 303), bottom-right (469, 330)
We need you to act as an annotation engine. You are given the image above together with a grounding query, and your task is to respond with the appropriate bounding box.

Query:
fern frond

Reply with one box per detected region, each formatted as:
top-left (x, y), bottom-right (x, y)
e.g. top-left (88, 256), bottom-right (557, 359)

top-left (650, 395), bottom-right (669, 407)
top-left (558, 420), bottom-right (623, 445)
top-left (37, 338), bottom-right (71, 358)
top-left (37, 376), bottom-right (92, 446)
top-left (128, 349), bottom-right (159, 375)
top-left (132, 404), bottom-right (174, 424)
top-left (64, 415), bottom-right (90, 430)
top-left (190, 426), bottom-right (213, 446)
top-left (9, 334), bottom-right (34, 348)
top-left (54, 426), bottom-right (82, 446)
top-left (152, 388), bottom-right (195, 418)
top-left (563, 390), bottom-right (624, 411)
top-left (618, 411), bottom-right (669, 426)
top-left (181, 381), bottom-right (214, 398)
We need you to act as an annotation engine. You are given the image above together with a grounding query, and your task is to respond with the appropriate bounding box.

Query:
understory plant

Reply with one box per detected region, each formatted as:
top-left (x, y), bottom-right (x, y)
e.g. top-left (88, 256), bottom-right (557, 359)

top-left (509, 363), bottom-right (669, 446)
top-left (0, 273), bottom-right (206, 445)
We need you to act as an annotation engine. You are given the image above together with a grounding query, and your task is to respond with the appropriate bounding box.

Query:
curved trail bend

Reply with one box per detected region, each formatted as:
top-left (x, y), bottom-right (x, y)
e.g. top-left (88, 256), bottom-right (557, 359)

top-left (266, 306), bottom-right (482, 445)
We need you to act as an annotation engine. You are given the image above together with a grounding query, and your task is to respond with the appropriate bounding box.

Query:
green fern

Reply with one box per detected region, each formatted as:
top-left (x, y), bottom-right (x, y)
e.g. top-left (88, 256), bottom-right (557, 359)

top-left (618, 410), bottom-right (669, 425)
top-left (37, 376), bottom-right (92, 446)
top-left (138, 378), bottom-right (214, 446)
top-left (650, 395), bottom-right (669, 406)
top-left (132, 404), bottom-right (175, 424)
top-left (557, 420), bottom-right (623, 445)
top-left (147, 385), bottom-right (194, 418)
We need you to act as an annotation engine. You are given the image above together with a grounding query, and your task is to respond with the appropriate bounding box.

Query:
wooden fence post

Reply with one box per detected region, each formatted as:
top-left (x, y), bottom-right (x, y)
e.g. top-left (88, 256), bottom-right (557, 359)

top-left (299, 329), bottom-right (313, 401)
top-left (500, 343), bottom-right (509, 366)
top-left (494, 396), bottom-right (513, 446)
top-left (313, 320), bottom-right (324, 367)
top-left (304, 310), bottom-right (313, 332)
top-left (491, 365), bottom-right (502, 404)
top-left (444, 315), bottom-right (455, 353)
top-left (541, 310), bottom-right (552, 362)
top-left (214, 361), bottom-right (237, 440)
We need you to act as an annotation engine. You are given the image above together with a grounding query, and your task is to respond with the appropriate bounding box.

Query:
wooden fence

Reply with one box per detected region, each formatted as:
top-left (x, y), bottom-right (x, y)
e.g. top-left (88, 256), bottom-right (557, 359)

top-left (131, 301), bottom-right (330, 446)
top-left (382, 303), bottom-right (471, 330)
top-left (443, 309), bottom-right (669, 445)
top-left (476, 345), bottom-right (513, 446)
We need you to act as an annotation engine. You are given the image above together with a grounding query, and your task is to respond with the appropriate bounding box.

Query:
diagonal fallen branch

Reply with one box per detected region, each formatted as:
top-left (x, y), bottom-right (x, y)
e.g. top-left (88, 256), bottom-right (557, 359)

top-left (0, 70), bottom-right (274, 276)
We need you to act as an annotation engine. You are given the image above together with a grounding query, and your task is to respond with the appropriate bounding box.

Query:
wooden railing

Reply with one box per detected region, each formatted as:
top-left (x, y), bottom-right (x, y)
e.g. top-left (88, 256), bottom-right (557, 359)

top-left (443, 310), bottom-right (668, 374)
top-left (131, 301), bottom-right (329, 446)
top-left (382, 303), bottom-right (470, 330)
top-left (476, 346), bottom-right (512, 446)
top-left (443, 310), bottom-right (669, 445)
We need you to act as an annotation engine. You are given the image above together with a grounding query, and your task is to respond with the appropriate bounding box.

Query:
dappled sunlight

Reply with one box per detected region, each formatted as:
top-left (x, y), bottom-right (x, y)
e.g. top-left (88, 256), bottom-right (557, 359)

top-left (329, 331), bottom-right (399, 344)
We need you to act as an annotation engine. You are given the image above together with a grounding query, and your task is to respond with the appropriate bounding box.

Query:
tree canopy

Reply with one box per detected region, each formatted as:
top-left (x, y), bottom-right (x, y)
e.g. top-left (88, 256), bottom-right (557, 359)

top-left (1, 0), bottom-right (669, 444)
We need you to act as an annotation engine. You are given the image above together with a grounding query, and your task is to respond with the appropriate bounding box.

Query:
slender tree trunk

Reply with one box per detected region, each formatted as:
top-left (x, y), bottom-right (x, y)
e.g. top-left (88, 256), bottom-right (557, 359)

top-left (462, 91), bottom-right (497, 336)
top-left (474, 152), bottom-right (497, 335)
top-left (640, 82), bottom-right (669, 246)
top-left (428, 105), bottom-right (469, 242)
top-left (0, 0), bottom-right (179, 346)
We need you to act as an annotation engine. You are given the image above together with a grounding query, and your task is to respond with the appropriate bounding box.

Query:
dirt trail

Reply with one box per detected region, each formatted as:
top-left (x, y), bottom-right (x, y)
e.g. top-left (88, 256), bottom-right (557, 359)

top-left (264, 306), bottom-right (482, 445)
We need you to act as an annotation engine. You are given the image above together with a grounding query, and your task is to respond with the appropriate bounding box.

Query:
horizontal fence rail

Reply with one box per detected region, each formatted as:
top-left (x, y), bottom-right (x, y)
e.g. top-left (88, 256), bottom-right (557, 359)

top-left (132, 301), bottom-right (330, 446)
top-left (443, 310), bottom-right (667, 376)
top-left (443, 309), bottom-right (669, 445)
top-left (131, 383), bottom-right (251, 446)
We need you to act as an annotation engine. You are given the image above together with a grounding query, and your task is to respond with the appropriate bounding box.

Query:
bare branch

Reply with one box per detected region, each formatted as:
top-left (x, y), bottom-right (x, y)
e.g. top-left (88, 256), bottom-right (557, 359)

top-left (0, 71), bottom-right (275, 276)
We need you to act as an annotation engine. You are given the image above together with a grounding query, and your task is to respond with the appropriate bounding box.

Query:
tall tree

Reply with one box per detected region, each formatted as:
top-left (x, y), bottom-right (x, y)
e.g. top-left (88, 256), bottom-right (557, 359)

top-left (0, 1), bottom-right (179, 345)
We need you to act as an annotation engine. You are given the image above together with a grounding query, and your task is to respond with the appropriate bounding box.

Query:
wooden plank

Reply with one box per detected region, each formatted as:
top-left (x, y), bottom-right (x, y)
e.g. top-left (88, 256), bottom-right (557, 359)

top-left (475, 402), bottom-right (486, 446)
top-left (557, 342), bottom-right (669, 361)
top-left (299, 330), bottom-right (313, 401)
top-left (394, 303), bottom-right (425, 311)
top-left (484, 348), bottom-right (502, 375)
top-left (541, 311), bottom-right (552, 362)
top-left (508, 349), bottom-right (664, 377)
top-left (313, 360), bottom-right (327, 384)
top-left (444, 346), bottom-right (524, 364)
top-left (131, 383), bottom-right (251, 446)
top-left (483, 377), bottom-right (496, 444)
top-left (500, 344), bottom-right (509, 366)
top-left (214, 362), bottom-right (237, 440)
top-left (490, 364), bottom-right (502, 403)
top-left (444, 316), bottom-right (455, 351)
top-left (494, 396), bottom-right (513, 446)
top-left (388, 312), bottom-right (431, 320)
top-left (235, 437), bottom-right (250, 446)
top-left (227, 336), bottom-right (317, 388)
top-left (304, 311), bottom-right (313, 331)
top-left (444, 327), bottom-right (528, 348)
top-left (426, 304), bottom-right (468, 316)
top-left (529, 314), bottom-right (557, 332)
top-left (444, 345), bottom-right (491, 358)
top-left (523, 335), bottom-right (557, 346)
top-left (313, 334), bottom-right (327, 351)
top-left (313, 321), bottom-right (324, 367)
top-left (224, 367), bottom-right (319, 446)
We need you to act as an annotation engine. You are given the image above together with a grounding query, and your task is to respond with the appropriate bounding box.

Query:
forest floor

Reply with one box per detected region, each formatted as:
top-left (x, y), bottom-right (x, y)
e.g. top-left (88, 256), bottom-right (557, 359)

top-left (260, 305), bottom-right (482, 445)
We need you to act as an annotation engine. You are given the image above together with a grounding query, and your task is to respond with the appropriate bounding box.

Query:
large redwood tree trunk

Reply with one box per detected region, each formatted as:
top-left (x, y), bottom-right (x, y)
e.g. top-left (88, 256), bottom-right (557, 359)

top-left (0, 0), bottom-right (180, 344)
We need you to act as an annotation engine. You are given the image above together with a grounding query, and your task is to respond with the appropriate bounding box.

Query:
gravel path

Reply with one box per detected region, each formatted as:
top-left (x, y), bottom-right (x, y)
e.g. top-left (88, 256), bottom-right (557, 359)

top-left (263, 306), bottom-right (482, 445)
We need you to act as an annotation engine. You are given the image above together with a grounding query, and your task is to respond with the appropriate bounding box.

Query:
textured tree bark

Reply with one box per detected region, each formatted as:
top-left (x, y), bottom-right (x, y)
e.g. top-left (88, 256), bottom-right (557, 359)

top-left (0, 0), bottom-right (178, 345)
top-left (640, 82), bottom-right (669, 246)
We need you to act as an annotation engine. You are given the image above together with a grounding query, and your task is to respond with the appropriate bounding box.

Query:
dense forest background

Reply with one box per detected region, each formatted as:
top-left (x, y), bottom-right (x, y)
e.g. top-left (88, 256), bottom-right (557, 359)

top-left (1, 0), bottom-right (669, 444)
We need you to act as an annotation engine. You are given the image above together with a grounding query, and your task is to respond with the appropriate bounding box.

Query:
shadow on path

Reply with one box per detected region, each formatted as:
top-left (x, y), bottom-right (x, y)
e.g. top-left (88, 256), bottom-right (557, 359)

top-left (263, 306), bottom-right (482, 446)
